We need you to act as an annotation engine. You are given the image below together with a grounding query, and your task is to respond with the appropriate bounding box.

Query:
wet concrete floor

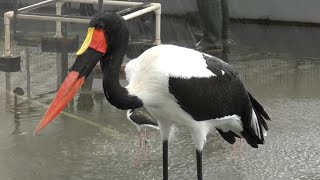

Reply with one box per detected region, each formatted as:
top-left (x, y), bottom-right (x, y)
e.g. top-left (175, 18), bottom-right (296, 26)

top-left (1, 17), bottom-right (320, 180)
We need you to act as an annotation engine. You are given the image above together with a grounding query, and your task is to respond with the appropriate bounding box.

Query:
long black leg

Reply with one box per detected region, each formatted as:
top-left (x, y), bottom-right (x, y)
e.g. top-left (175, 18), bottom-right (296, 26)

top-left (163, 140), bottom-right (169, 180)
top-left (196, 150), bottom-right (203, 180)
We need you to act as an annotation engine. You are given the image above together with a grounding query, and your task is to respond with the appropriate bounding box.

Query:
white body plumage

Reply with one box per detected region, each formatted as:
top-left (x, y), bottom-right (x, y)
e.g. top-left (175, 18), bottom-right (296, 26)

top-left (124, 45), bottom-right (267, 150)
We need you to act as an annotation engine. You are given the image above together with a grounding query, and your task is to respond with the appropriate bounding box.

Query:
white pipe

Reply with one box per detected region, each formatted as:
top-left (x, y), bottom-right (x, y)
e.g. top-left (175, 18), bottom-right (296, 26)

top-left (63, 0), bottom-right (145, 6)
top-left (15, 13), bottom-right (90, 23)
top-left (4, 1), bottom-right (162, 46)
top-left (123, 4), bottom-right (160, 20)
top-left (55, 0), bottom-right (63, 37)
top-left (10, 4), bottom-right (161, 24)
top-left (154, 6), bottom-right (161, 45)
top-left (4, 11), bottom-right (12, 57)
top-left (18, 0), bottom-right (54, 12)
top-left (4, 12), bottom-right (12, 108)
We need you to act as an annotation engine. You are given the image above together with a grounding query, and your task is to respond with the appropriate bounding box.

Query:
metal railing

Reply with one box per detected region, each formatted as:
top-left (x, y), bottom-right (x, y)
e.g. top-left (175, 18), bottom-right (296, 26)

top-left (4, 0), bottom-right (162, 56)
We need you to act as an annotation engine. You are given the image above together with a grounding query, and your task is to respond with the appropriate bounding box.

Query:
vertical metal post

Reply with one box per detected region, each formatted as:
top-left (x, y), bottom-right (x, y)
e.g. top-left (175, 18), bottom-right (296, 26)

top-left (56, 49), bottom-right (68, 88)
top-left (98, 0), bottom-right (103, 13)
top-left (61, 53), bottom-right (68, 75)
top-left (55, 0), bottom-right (63, 37)
top-left (5, 73), bottom-right (11, 109)
top-left (4, 12), bottom-right (12, 109)
top-left (4, 12), bottom-right (12, 56)
top-left (61, 2), bottom-right (70, 84)
top-left (25, 48), bottom-right (31, 99)
top-left (55, 0), bottom-right (63, 88)
top-left (154, 7), bottom-right (161, 45)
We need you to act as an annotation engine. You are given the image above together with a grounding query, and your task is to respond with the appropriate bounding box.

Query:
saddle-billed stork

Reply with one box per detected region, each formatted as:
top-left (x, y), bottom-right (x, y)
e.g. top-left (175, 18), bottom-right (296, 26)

top-left (127, 109), bottom-right (159, 166)
top-left (127, 109), bottom-right (158, 146)
top-left (34, 12), bottom-right (270, 180)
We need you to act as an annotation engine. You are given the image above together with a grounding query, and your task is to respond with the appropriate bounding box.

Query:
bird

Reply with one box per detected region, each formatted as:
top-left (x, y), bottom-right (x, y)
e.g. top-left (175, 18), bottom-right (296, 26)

top-left (34, 12), bottom-right (271, 180)
top-left (126, 109), bottom-right (159, 166)
top-left (126, 109), bottom-right (159, 147)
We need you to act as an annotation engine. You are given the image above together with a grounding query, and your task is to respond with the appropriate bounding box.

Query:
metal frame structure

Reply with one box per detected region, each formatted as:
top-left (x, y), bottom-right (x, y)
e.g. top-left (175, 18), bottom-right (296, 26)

top-left (4, 0), bottom-right (162, 56)
top-left (2, 0), bottom-right (161, 107)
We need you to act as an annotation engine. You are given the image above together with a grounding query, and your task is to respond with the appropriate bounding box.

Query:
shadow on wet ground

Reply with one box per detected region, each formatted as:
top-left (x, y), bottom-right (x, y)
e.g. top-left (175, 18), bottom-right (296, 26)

top-left (1, 8), bottom-right (320, 180)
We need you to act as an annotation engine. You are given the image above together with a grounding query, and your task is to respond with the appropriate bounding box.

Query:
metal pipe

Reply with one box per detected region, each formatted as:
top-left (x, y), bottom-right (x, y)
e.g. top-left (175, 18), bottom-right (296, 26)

top-left (123, 4), bottom-right (160, 20)
top-left (18, 12), bottom-right (91, 19)
top-left (4, 11), bottom-right (12, 56)
top-left (4, 1), bottom-right (162, 46)
top-left (63, 0), bottom-right (145, 6)
top-left (56, 0), bottom-right (64, 37)
top-left (18, 0), bottom-right (55, 12)
top-left (9, 4), bottom-right (160, 24)
top-left (14, 13), bottom-right (90, 23)
top-left (56, 53), bottom-right (62, 88)
top-left (154, 6), bottom-right (161, 45)
top-left (4, 11), bottom-right (12, 109)
top-left (6, 2), bottom-right (161, 24)
top-left (117, 2), bottom-right (151, 16)
top-left (25, 48), bottom-right (31, 99)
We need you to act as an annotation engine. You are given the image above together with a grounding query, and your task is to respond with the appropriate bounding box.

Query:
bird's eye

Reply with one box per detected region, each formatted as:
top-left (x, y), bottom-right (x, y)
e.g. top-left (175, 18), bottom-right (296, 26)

top-left (96, 23), bottom-right (105, 29)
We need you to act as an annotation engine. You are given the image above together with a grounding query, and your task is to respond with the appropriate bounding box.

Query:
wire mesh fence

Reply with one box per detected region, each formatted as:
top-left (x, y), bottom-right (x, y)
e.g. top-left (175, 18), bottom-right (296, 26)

top-left (0, 43), bottom-right (78, 99)
top-left (2, 41), bottom-right (320, 101)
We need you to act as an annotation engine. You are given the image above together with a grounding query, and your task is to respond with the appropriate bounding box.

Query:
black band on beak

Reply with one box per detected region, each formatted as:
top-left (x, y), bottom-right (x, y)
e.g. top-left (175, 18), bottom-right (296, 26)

top-left (70, 48), bottom-right (104, 79)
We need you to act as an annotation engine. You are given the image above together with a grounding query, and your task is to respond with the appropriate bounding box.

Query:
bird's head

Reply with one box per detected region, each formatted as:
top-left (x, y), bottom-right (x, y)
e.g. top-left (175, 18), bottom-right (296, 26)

top-left (34, 12), bottom-right (129, 134)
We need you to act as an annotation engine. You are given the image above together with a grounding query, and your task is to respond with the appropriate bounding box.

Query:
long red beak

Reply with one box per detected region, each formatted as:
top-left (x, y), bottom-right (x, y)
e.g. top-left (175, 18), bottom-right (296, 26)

top-left (34, 71), bottom-right (85, 134)
top-left (34, 28), bottom-right (107, 135)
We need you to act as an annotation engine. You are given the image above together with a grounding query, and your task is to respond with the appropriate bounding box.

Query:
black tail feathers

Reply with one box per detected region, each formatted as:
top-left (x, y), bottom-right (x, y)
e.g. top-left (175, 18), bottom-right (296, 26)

top-left (248, 93), bottom-right (271, 120)
top-left (242, 92), bottom-right (271, 148)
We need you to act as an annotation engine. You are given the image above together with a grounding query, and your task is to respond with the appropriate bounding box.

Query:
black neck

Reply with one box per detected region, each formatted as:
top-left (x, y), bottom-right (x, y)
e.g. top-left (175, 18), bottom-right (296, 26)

top-left (100, 38), bottom-right (143, 110)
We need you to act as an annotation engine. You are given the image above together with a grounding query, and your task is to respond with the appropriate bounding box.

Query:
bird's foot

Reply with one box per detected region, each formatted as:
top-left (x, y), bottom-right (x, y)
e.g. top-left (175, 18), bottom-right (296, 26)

top-left (231, 138), bottom-right (243, 159)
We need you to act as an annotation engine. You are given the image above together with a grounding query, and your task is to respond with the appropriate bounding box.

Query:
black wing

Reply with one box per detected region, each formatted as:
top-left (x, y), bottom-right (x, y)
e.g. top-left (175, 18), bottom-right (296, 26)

top-left (168, 54), bottom-right (251, 122)
top-left (129, 109), bottom-right (158, 126)
top-left (169, 54), bottom-right (270, 148)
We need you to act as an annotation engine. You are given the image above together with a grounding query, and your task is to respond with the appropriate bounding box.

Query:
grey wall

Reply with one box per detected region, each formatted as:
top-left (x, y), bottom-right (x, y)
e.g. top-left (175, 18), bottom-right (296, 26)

top-left (229, 0), bottom-right (320, 23)
top-left (3, 0), bottom-right (320, 23)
